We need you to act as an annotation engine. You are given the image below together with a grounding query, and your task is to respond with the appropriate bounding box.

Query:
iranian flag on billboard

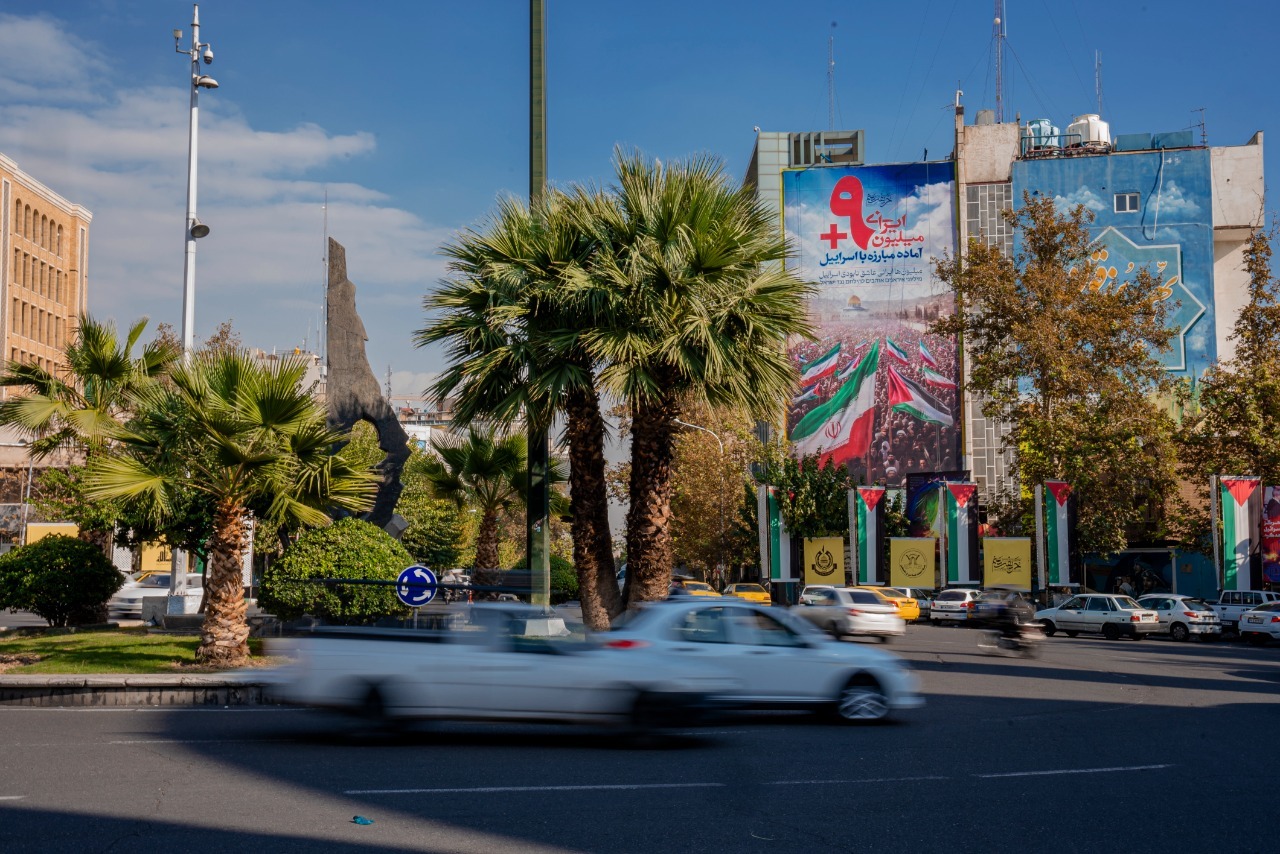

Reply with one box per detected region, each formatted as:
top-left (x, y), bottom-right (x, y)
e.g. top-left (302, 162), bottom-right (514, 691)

top-left (791, 340), bottom-right (881, 466)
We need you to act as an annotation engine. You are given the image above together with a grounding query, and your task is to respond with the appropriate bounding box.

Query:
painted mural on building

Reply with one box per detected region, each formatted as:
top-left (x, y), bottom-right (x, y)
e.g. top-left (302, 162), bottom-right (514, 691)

top-left (1012, 148), bottom-right (1215, 380)
top-left (782, 162), bottom-right (959, 488)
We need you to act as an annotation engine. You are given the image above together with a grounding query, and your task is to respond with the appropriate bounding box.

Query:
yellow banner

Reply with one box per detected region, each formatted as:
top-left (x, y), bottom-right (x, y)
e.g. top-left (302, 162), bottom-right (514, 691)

top-left (24, 523), bottom-right (78, 544)
top-left (983, 537), bottom-right (1033, 589)
top-left (803, 537), bottom-right (845, 586)
top-left (890, 538), bottom-right (936, 589)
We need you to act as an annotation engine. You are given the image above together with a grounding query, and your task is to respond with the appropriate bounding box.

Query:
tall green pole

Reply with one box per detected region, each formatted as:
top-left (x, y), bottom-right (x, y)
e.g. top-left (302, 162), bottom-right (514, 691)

top-left (527, 0), bottom-right (550, 607)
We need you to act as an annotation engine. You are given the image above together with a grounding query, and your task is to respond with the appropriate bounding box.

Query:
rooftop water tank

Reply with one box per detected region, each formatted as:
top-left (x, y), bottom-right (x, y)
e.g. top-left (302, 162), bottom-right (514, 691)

top-left (1025, 118), bottom-right (1060, 151)
top-left (1066, 113), bottom-right (1111, 150)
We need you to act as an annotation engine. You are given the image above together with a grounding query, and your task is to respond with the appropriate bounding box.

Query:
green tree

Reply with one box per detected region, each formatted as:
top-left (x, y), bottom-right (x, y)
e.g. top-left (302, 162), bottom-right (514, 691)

top-left (418, 188), bottom-right (621, 629)
top-left (85, 351), bottom-right (376, 667)
top-left (1175, 226), bottom-right (1280, 541)
top-left (0, 535), bottom-right (123, 627)
top-left (589, 150), bottom-right (815, 607)
top-left (933, 193), bottom-right (1178, 555)
top-left (0, 314), bottom-right (179, 551)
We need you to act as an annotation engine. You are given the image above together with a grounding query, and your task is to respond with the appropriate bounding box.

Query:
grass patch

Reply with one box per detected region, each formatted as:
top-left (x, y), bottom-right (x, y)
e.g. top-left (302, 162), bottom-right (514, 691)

top-left (0, 628), bottom-right (267, 674)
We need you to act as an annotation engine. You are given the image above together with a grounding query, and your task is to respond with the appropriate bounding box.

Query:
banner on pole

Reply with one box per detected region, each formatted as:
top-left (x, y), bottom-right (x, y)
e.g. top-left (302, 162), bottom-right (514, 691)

top-left (944, 482), bottom-right (979, 585)
top-left (889, 537), bottom-right (936, 590)
top-left (856, 486), bottom-right (886, 584)
top-left (1044, 480), bottom-right (1076, 585)
top-left (983, 538), bottom-right (1033, 590)
top-left (1219, 476), bottom-right (1261, 591)
top-left (803, 537), bottom-right (846, 587)
top-left (766, 487), bottom-right (793, 581)
top-left (1263, 486), bottom-right (1280, 586)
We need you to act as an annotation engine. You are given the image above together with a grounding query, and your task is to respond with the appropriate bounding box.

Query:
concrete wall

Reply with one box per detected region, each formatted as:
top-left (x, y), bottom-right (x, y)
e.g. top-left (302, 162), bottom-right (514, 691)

top-left (1210, 132), bottom-right (1264, 229)
top-left (957, 121), bottom-right (1020, 185)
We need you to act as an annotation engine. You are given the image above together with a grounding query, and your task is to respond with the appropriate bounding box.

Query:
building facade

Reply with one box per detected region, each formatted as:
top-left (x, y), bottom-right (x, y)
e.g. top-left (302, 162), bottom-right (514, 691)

top-left (0, 153), bottom-right (92, 386)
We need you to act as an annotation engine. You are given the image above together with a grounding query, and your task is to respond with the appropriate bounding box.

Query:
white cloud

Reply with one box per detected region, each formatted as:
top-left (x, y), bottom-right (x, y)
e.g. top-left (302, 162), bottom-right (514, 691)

top-left (0, 12), bottom-right (450, 375)
top-left (1053, 187), bottom-right (1105, 213)
top-left (1153, 180), bottom-right (1202, 219)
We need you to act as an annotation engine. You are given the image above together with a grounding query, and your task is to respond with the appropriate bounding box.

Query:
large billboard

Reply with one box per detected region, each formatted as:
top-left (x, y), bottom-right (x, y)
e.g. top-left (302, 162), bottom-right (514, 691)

top-left (783, 162), bottom-right (959, 488)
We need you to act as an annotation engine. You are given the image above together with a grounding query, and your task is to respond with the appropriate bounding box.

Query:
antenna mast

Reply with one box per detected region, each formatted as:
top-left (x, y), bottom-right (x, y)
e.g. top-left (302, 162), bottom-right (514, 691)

top-left (1095, 50), bottom-right (1104, 114)
top-left (993, 1), bottom-right (1006, 123)
top-left (321, 187), bottom-right (328, 373)
top-left (1193, 107), bottom-right (1207, 145)
top-left (827, 22), bottom-right (837, 131)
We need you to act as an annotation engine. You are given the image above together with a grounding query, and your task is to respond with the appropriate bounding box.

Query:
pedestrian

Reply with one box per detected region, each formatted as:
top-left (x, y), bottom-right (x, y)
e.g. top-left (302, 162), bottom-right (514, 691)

top-left (1119, 576), bottom-right (1135, 597)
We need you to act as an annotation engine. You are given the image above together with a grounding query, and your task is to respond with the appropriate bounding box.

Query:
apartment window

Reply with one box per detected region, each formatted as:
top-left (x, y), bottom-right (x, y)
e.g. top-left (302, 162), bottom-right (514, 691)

top-left (1115, 192), bottom-right (1140, 213)
top-left (13, 200), bottom-right (20, 236)
top-left (56, 225), bottom-right (62, 256)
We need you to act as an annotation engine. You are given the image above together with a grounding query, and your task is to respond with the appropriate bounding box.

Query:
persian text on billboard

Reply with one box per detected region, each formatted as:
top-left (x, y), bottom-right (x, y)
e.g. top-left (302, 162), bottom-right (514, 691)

top-left (783, 162), bottom-right (959, 487)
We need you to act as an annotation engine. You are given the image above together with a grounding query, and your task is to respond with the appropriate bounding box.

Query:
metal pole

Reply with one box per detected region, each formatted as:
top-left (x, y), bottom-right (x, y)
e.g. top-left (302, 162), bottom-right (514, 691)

top-left (20, 452), bottom-right (33, 547)
top-left (1210, 475), bottom-right (1220, 590)
top-left (525, 0), bottom-right (550, 609)
top-left (181, 4), bottom-right (201, 358)
top-left (1034, 484), bottom-right (1047, 594)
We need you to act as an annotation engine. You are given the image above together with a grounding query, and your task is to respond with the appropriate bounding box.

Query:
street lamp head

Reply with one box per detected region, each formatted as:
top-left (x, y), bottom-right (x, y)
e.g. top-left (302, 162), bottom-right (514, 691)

top-left (202, 46), bottom-right (214, 64)
top-left (190, 218), bottom-right (211, 239)
top-left (194, 74), bottom-right (218, 89)
top-left (173, 28), bottom-right (183, 42)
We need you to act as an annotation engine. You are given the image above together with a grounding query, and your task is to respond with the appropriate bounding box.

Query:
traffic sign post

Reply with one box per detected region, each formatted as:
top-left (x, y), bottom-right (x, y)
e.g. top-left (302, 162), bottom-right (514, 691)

top-left (396, 565), bottom-right (438, 608)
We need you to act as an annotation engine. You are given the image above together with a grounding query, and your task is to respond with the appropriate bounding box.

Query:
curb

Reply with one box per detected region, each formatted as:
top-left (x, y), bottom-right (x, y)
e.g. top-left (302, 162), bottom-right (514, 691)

top-left (0, 674), bottom-right (275, 707)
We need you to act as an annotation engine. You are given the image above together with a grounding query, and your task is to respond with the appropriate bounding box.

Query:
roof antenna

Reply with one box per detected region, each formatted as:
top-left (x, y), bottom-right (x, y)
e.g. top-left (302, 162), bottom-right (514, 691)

top-left (1095, 50), bottom-right (1104, 114)
top-left (827, 21), bottom-right (838, 131)
top-left (1192, 107), bottom-right (1207, 146)
top-left (993, 1), bottom-right (1006, 123)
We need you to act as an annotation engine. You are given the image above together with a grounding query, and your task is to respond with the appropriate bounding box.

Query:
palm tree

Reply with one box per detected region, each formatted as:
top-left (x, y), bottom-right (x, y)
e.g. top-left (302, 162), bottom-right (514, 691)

top-left (85, 351), bottom-right (376, 667)
top-left (417, 189), bottom-right (622, 628)
top-left (0, 314), bottom-right (179, 550)
top-left (414, 426), bottom-right (567, 590)
top-left (588, 150), bottom-right (815, 606)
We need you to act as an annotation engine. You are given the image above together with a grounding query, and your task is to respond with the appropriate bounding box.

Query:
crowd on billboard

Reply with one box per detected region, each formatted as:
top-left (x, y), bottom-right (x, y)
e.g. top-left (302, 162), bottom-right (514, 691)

top-left (788, 315), bottom-right (960, 487)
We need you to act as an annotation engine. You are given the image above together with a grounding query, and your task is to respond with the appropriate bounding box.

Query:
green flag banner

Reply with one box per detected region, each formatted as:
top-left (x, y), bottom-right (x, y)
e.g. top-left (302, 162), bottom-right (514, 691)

top-left (944, 482), bottom-right (978, 585)
top-left (855, 486), bottom-right (885, 585)
top-left (1044, 480), bottom-right (1075, 585)
top-left (1220, 476), bottom-right (1260, 591)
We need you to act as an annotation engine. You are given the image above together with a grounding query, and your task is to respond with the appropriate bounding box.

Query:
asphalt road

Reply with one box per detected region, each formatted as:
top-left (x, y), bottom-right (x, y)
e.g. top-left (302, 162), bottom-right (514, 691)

top-left (1, 625), bottom-right (1277, 853)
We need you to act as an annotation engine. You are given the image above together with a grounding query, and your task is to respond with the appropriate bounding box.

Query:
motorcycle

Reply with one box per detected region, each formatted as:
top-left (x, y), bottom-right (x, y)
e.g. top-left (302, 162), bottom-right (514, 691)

top-left (976, 620), bottom-right (1044, 658)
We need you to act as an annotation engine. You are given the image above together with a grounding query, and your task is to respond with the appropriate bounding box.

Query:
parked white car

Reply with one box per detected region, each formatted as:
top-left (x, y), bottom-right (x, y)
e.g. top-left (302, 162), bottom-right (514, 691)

top-left (792, 585), bottom-right (905, 641)
top-left (108, 574), bottom-right (202, 618)
top-left (1135, 593), bottom-right (1221, 642)
top-left (1035, 594), bottom-right (1161, 640)
top-left (603, 599), bottom-right (923, 723)
top-left (1237, 602), bottom-right (1280, 646)
top-left (930, 588), bottom-right (982, 624)
top-left (267, 604), bottom-right (733, 732)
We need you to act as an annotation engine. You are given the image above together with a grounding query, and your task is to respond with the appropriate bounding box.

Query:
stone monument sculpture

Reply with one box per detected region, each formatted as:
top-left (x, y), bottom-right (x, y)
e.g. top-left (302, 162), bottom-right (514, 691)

top-left (326, 237), bottom-right (410, 531)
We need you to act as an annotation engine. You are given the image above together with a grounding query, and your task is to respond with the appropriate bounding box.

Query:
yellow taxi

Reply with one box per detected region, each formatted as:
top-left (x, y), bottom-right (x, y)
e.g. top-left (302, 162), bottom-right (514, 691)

top-left (722, 583), bottom-right (771, 605)
top-left (854, 586), bottom-right (920, 621)
top-left (672, 579), bottom-right (722, 598)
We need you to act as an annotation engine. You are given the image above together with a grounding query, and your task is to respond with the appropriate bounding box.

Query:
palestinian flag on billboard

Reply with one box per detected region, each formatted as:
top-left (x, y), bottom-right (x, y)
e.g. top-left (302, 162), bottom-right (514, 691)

top-left (798, 344), bottom-right (841, 387)
top-left (887, 366), bottom-right (953, 426)
top-left (1220, 476), bottom-right (1261, 591)
top-left (792, 386), bottom-right (818, 407)
top-left (885, 338), bottom-right (910, 364)
top-left (853, 486), bottom-right (886, 584)
top-left (921, 366), bottom-right (956, 389)
top-left (791, 340), bottom-right (881, 466)
top-left (919, 342), bottom-right (941, 370)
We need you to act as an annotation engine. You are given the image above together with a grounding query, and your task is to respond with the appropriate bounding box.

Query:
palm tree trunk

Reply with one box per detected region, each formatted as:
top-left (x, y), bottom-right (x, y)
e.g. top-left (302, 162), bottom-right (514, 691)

top-left (473, 509), bottom-right (501, 590)
top-left (625, 394), bottom-right (678, 607)
top-left (565, 386), bottom-right (620, 629)
top-left (196, 499), bottom-right (250, 667)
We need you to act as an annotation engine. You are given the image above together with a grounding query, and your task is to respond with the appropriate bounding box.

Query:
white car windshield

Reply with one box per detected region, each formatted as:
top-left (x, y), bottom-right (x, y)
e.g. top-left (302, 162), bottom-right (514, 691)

top-left (1115, 597), bottom-right (1143, 610)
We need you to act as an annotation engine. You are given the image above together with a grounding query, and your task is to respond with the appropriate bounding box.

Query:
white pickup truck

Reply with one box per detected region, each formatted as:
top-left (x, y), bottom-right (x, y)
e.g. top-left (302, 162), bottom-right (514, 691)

top-left (1207, 590), bottom-right (1280, 632)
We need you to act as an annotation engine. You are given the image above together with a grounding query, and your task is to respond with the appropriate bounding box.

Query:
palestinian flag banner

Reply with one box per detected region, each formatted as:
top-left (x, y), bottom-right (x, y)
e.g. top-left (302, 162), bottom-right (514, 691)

top-left (854, 486), bottom-right (886, 584)
top-left (1220, 476), bottom-right (1261, 591)
top-left (765, 486), bottom-right (793, 582)
top-left (1044, 480), bottom-right (1076, 585)
top-left (887, 366), bottom-right (954, 426)
top-left (921, 366), bottom-right (957, 389)
top-left (792, 386), bottom-right (818, 407)
top-left (791, 340), bottom-right (881, 466)
top-left (944, 482), bottom-right (978, 585)
top-left (919, 341), bottom-right (941, 369)
top-left (799, 344), bottom-right (841, 387)
top-left (886, 338), bottom-right (910, 364)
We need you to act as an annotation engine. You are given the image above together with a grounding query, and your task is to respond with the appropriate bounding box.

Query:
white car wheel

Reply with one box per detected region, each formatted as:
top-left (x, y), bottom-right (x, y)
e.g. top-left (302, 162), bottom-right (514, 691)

top-left (835, 679), bottom-right (889, 723)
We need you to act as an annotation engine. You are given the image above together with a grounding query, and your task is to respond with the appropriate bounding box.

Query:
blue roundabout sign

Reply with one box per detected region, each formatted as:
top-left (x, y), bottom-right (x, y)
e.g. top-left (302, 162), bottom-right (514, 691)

top-left (395, 565), bottom-right (438, 607)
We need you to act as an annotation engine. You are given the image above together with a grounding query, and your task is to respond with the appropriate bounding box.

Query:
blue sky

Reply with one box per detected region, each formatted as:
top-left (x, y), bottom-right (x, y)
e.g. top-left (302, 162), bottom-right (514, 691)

top-left (0, 0), bottom-right (1272, 397)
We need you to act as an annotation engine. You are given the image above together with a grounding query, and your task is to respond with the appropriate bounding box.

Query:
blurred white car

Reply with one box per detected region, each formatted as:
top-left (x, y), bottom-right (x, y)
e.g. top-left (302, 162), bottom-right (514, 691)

top-left (1237, 602), bottom-right (1280, 646)
top-left (108, 574), bottom-right (202, 618)
top-left (1135, 593), bottom-right (1221, 642)
top-left (1035, 594), bottom-right (1160, 640)
top-left (268, 604), bottom-right (733, 732)
top-left (602, 599), bottom-right (923, 723)
top-left (792, 586), bottom-right (904, 641)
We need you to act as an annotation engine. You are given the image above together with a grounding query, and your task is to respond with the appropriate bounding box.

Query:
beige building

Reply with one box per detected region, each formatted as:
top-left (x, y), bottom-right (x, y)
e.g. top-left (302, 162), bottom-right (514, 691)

top-left (0, 152), bottom-right (92, 387)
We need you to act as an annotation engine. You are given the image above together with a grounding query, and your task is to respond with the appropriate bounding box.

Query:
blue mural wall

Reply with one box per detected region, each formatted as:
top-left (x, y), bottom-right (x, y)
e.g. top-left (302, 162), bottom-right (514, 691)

top-left (1012, 148), bottom-right (1215, 380)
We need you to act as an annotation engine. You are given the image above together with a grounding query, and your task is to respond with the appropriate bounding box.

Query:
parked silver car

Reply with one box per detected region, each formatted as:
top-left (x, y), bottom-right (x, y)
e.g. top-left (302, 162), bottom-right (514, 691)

top-left (930, 588), bottom-right (982, 624)
top-left (793, 586), bottom-right (904, 641)
top-left (1034, 594), bottom-right (1160, 640)
top-left (1135, 593), bottom-right (1221, 642)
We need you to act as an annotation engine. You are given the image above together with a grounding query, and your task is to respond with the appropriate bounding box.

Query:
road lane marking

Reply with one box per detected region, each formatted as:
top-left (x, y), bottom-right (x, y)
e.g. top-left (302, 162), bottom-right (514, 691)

top-left (765, 776), bottom-right (949, 785)
top-left (975, 764), bottom-right (1173, 779)
top-left (346, 782), bottom-right (725, 795)
top-left (107, 739), bottom-right (283, 745)
top-left (0, 796), bottom-right (25, 800)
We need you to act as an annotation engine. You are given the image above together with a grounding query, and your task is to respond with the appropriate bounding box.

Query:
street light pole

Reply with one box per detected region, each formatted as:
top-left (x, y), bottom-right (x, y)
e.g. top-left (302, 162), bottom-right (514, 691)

top-left (675, 419), bottom-right (726, 587)
top-left (170, 5), bottom-right (218, 610)
top-left (18, 442), bottom-right (33, 547)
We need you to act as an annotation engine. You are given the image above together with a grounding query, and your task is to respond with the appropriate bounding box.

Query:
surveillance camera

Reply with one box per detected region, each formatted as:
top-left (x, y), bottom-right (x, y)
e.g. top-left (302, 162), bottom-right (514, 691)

top-left (202, 46), bottom-right (213, 64)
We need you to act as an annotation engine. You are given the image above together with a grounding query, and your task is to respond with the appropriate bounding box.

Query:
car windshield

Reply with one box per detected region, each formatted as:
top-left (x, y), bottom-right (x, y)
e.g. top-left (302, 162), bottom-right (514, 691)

top-left (1252, 602), bottom-right (1280, 613)
top-left (140, 575), bottom-right (171, 587)
top-left (1182, 599), bottom-right (1213, 612)
top-left (937, 590), bottom-right (969, 601)
top-left (734, 584), bottom-right (766, 593)
top-left (1114, 597), bottom-right (1144, 610)
top-left (684, 582), bottom-right (713, 592)
top-left (848, 590), bottom-right (883, 605)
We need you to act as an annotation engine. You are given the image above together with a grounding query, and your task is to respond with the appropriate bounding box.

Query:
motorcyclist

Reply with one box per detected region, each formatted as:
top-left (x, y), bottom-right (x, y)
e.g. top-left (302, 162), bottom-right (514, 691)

top-left (981, 592), bottom-right (1033, 640)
